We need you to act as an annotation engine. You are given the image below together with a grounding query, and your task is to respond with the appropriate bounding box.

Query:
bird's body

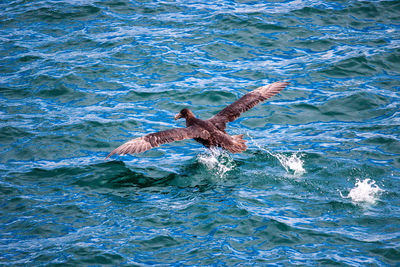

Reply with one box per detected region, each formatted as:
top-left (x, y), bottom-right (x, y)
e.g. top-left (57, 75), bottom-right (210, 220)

top-left (106, 82), bottom-right (289, 159)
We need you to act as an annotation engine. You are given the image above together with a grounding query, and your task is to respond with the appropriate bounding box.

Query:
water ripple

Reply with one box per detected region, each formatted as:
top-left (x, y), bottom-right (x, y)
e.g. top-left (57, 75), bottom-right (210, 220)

top-left (1, 0), bottom-right (400, 265)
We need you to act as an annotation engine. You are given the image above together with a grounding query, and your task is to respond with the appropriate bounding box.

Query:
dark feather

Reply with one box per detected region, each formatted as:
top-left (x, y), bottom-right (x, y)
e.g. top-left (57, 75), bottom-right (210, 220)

top-left (106, 81), bottom-right (288, 158)
top-left (106, 126), bottom-right (210, 159)
top-left (207, 82), bottom-right (289, 131)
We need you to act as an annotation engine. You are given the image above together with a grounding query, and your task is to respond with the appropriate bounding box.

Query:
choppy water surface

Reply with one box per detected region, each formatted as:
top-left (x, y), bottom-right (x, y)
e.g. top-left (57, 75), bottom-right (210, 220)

top-left (1, 0), bottom-right (400, 265)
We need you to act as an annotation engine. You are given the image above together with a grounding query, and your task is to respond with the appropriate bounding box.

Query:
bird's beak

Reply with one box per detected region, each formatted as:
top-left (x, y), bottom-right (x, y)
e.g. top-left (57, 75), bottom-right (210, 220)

top-left (174, 113), bottom-right (182, 120)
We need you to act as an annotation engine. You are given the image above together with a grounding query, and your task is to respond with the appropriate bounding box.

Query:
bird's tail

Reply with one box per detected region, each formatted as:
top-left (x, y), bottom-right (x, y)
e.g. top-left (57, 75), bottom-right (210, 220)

top-left (229, 134), bottom-right (247, 153)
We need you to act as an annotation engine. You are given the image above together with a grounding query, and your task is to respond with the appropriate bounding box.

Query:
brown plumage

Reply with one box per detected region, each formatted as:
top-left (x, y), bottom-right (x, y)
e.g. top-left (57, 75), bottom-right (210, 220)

top-left (106, 81), bottom-right (289, 159)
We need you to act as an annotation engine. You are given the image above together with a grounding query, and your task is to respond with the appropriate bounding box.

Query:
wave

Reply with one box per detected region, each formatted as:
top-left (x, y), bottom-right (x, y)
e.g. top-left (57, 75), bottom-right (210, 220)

top-left (1, 0), bottom-right (398, 265)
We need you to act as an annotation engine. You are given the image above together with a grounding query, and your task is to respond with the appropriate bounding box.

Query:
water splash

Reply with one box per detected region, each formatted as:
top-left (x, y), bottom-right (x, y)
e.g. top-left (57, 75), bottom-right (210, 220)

top-left (247, 133), bottom-right (306, 176)
top-left (341, 179), bottom-right (383, 204)
top-left (196, 148), bottom-right (236, 178)
top-left (273, 152), bottom-right (306, 176)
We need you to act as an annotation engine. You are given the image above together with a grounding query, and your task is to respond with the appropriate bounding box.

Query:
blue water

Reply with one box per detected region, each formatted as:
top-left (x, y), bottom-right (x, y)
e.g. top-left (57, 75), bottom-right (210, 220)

top-left (1, 0), bottom-right (400, 265)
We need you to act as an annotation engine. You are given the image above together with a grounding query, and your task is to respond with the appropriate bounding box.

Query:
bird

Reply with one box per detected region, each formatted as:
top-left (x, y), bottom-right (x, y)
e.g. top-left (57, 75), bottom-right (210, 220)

top-left (106, 81), bottom-right (289, 159)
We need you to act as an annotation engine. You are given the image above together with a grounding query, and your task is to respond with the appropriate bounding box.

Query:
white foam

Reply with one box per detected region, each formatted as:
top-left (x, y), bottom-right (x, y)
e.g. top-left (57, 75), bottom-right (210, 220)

top-left (273, 152), bottom-right (306, 176)
top-left (341, 179), bottom-right (383, 204)
top-left (247, 133), bottom-right (306, 176)
top-left (197, 148), bottom-right (236, 178)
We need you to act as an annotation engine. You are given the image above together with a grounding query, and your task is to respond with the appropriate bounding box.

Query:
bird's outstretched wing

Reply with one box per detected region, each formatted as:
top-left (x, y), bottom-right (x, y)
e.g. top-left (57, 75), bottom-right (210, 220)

top-left (207, 82), bottom-right (289, 131)
top-left (106, 126), bottom-right (210, 159)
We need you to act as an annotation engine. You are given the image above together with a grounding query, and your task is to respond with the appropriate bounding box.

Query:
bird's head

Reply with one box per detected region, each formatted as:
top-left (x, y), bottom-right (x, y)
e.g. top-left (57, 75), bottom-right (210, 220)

top-left (174, 108), bottom-right (195, 120)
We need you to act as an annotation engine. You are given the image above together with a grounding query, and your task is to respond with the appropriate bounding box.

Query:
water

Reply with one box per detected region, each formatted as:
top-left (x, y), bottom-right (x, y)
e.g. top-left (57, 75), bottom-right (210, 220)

top-left (1, 0), bottom-right (399, 265)
top-left (341, 178), bottom-right (383, 205)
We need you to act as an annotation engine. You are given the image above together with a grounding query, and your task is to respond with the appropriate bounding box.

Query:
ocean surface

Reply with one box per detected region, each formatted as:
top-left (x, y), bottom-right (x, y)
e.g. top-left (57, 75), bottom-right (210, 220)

top-left (1, 0), bottom-right (399, 265)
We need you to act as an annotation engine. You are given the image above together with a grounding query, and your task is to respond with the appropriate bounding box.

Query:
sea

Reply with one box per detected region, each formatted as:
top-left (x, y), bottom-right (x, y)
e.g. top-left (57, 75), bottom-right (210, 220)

top-left (0, 0), bottom-right (399, 265)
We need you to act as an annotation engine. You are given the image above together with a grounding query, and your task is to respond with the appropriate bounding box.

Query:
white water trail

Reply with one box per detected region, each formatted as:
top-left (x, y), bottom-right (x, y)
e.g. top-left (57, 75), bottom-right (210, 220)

top-left (247, 133), bottom-right (306, 176)
top-left (272, 152), bottom-right (306, 176)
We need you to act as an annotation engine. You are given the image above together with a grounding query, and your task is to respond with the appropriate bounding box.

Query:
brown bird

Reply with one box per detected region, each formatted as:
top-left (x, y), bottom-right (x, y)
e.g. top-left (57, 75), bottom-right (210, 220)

top-left (106, 82), bottom-right (289, 159)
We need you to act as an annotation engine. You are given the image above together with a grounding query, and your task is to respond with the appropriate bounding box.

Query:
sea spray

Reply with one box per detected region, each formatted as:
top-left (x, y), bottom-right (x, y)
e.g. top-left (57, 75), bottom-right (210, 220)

top-left (340, 179), bottom-right (383, 204)
top-left (247, 132), bottom-right (306, 176)
top-left (273, 152), bottom-right (306, 176)
top-left (196, 148), bottom-right (236, 178)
